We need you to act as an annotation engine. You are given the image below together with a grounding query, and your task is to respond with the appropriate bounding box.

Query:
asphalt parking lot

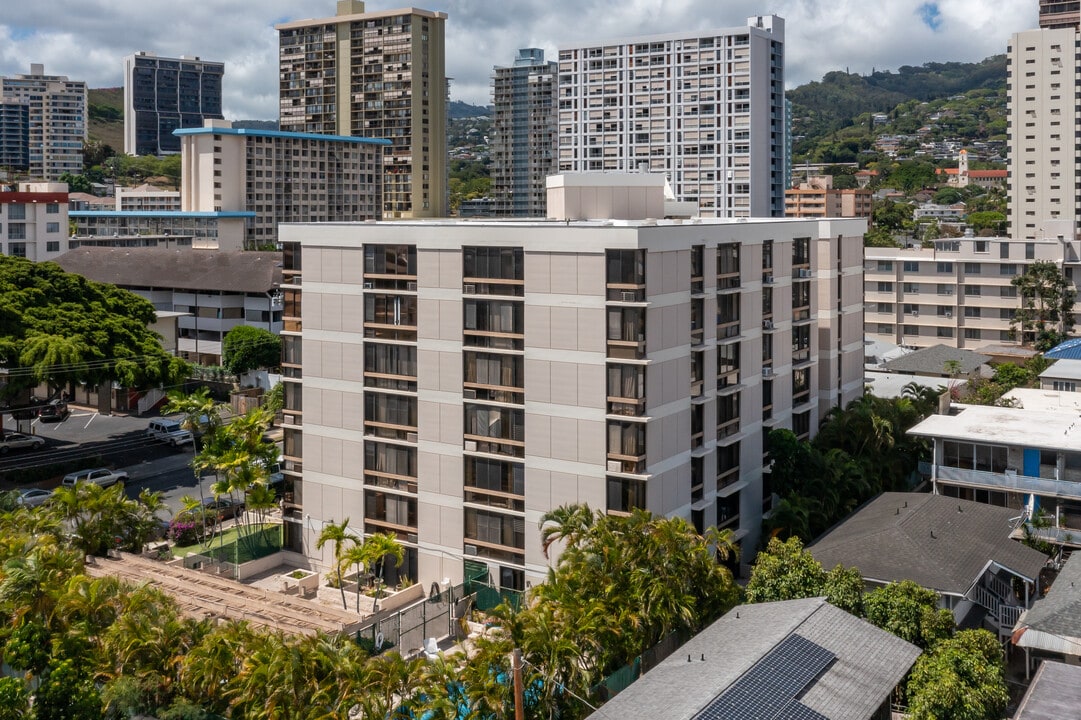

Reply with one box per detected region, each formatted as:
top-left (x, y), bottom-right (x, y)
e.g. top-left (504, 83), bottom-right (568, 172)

top-left (0, 407), bottom-right (190, 488)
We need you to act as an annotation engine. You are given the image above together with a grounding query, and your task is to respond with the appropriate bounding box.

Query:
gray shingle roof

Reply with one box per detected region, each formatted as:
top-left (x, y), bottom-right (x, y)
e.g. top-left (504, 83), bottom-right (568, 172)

top-left (881, 343), bottom-right (990, 376)
top-left (51, 247), bottom-right (282, 295)
top-left (588, 598), bottom-right (920, 720)
top-left (1014, 552), bottom-right (1081, 653)
top-left (1013, 660), bottom-right (1081, 720)
top-left (808, 493), bottom-right (1048, 595)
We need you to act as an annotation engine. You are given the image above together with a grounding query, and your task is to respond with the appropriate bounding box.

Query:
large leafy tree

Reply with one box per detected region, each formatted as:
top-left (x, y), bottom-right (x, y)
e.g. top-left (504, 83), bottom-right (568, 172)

top-left (221, 325), bottom-right (281, 377)
top-left (745, 536), bottom-right (864, 616)
top-left (863, 580), bottom-right (955, 650)
top-left (0, 257), bottom-right (188, 404)
top-left (906, 629), bottom-right (1009, 720)
top-left (1011, 260), bottom-right (1077, 350)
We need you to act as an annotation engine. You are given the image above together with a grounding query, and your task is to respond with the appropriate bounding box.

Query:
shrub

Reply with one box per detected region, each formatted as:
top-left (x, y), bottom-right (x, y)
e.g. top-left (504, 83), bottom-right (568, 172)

top-left (168, 519), bottom-right (200, 546)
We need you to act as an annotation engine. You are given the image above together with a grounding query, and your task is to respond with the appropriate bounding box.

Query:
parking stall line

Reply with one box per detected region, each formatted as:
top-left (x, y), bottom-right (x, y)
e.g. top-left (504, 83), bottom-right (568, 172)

top-left (84, 413), bottom-right (98, 429)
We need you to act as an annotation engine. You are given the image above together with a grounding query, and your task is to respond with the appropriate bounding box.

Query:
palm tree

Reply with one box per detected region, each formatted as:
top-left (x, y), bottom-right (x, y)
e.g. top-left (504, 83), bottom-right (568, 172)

top-left (315, 519), bottom-right (352, 610)
top-left (339, 533), bottom-right (404, 612)
top-left (539, 503), bottom-right (597, 558)
top-left (162, 387), bottom-right (223, 451)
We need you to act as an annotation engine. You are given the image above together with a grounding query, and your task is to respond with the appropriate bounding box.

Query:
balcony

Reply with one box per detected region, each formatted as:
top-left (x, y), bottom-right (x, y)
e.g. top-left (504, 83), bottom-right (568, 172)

top-left (934, 465), bottom-right (1081, 501)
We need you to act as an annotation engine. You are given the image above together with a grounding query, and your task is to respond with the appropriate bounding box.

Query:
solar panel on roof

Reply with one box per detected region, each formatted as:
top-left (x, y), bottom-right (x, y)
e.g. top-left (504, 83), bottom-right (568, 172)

top-left (693, 633), bottom-right (835, 720)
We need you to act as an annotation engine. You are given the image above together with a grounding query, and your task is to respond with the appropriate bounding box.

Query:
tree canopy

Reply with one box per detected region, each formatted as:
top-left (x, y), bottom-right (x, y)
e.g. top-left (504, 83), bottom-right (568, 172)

top-left (1011, 260), bottom-right (1077, 351)
top-left (222, 325), bottom-right (281, 376)
top-left (0, 257), bottom-right (188, 402)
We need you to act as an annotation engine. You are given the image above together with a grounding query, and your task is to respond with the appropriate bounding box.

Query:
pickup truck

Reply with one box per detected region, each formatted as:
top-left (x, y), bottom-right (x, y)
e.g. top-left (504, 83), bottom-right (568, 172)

top-left (145, 419), bottom-right (195, 447)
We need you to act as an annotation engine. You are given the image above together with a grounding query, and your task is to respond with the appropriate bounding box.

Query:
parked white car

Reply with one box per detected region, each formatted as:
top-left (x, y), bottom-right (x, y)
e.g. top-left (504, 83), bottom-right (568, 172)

top-left (16, 488), bottom-right (53, 507)
top-left (61, 467), bottom-right (128, 488)
top-left (0, 432), bottom-right (45, 454)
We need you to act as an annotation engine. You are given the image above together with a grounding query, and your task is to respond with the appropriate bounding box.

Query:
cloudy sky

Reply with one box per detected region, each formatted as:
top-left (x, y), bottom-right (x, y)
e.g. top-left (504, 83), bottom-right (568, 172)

top-left (0, 1), bottom-right (1036, 120)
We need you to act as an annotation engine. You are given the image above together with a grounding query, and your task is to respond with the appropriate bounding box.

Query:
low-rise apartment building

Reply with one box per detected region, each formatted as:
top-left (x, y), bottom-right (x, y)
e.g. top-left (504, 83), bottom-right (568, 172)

top-left (278, 174), bottom-right (866, 591)
top-left (52, 247), bottom-right (282, 366)
top-left (865, 235), bottom-right (1081, 350)
top-left (0, 182), bottom-right (68, 261)
top-left (784, 176), bottom-right (872, 219)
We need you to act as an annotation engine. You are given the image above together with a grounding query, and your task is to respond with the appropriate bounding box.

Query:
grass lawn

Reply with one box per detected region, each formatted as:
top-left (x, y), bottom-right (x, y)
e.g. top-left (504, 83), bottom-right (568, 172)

top-left (171, 523), bottom-right (281, 560)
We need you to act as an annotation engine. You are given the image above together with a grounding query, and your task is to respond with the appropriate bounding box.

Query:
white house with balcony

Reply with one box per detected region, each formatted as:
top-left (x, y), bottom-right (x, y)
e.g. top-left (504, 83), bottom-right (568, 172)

top-left (909, 401), bottom-right (1081, 547)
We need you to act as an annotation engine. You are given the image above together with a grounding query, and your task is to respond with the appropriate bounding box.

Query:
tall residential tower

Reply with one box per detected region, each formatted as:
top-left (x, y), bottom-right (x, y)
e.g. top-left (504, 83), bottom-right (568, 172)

top-left (556, 16), bottom-right (786, 218)
top-left (123, 52), bottom-right (224, 156)
top-left (1008, 8), bottom-right (1081, 239)
top-left (0, 65), bottom-right (86, 181)
top-left (491, 48), bottom-right (557, 217)
top-left (276, 0), bottom-right (448, 218)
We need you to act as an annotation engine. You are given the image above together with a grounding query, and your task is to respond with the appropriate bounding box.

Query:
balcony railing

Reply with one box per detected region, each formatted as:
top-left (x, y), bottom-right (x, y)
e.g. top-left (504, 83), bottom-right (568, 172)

top-left (935, 465), bottom-right (1081, 501)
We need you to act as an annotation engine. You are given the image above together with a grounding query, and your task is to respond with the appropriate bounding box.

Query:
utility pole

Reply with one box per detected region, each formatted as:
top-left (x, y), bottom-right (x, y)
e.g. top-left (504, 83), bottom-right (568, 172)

top-left (511, 648), bottom-right (525, 720)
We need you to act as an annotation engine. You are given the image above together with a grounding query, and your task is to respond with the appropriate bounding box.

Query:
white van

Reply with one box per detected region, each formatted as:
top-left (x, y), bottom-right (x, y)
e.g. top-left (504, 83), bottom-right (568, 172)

top-left (62, 467), bottom-right (128, 488)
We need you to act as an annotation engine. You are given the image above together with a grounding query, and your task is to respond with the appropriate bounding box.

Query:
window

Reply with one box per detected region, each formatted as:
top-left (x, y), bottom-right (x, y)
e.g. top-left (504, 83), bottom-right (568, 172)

top-left (464, 508), bottom-right (525, 550)
top-left (7, 204), bottom-right (24, 220)
top-left (1025, 243), bottom-right (1035, 260)
top-left (1000, 264), bottom-right (1018, 276)
top-left (45, 222), bottom-right (59, 233)
top-left (46, 241), bottom-right (59, 252)
top-left (876, 260), bottom-right (894, 271)
top-left (937, 327), bottom-right (954, 337)
top-left (964, 285), bottom-right (981, 296)
top-left (904, 303), bottom-right (919, 315)
top-left (364, 244), bottom-right (417, 275)
top-left (1000, 243), bottom-right (1010, 259)
top-left (942, 441), bottom-right (1007, 473)
top-left (964, 307), bottom-right (981, 318)
top-left (464, 246), bottom-right (523, 281)
top-left (7, 224), bottom-right (25, 240)
top-left (1000, 286), bottom-right (1017, 298)
top-left (964, 263), bottom-right (981, 274)
top-left (1053, 381), bottom-right (1078, 392)
top-left (936, 284), bottom-right (953, 296)
top-left (974, 240), bottom-right (988, 253)
top-left (902, 283), bottom-right (919, 294)
top-left (964, 328), bottom-right (981, 339)
top-left (937, 262), bottom-right (953, 273)
top-left (45, 203), bottom-right (58, 214)
top-left (7, 242), bottom-right (26, 258)
top-left (607, 477), bottom-right (646, 513)
top-left (1000, 308), bottom-right (1013, 320)
top-left (903, 261), bottom-right (919, 272)
top-left (877, 281), bottom-right (894, 292)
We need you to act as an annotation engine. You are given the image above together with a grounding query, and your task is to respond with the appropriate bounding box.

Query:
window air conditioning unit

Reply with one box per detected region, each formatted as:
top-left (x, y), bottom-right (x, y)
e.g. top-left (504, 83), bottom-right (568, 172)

top-left (798, 268), bottom-right (812, 278)
top-left (763, 320), bottom-right (774, 330)
top-left (945, 311), bottom-right (952, 318)
top-left (911, 310), bottom-right (919, 317)
top-left (406, 432), bottom-right (418, 443)
top-left (462, 389), bottom-right (477, 399)
top-left (363, 281), bottom-right (374, 289)
top-left (607, 460), bottom-right (623, 473)
top-left (463, 283), bottom-right (476, 294)
top-left (762, 367), bottom-right (773, 376)
top-left (763, 274), bottom-right (774, 284)
top-left (621, 290), bottom-right (639, 302)
top-left (407, 281), bottom-right (418, 291)
top-left (464, 544), bottom-right (478, 556)
top-left (464, 440), bottom-right (478, 452)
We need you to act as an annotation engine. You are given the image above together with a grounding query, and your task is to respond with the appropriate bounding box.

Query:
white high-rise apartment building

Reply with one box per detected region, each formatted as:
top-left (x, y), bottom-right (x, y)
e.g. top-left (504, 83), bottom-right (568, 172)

top-left (278, 174), bottom-right (865, 591)
top-left (556, 16), bottom-right (786, 218)
top-left (0, 65), bottom-right (86, 181)
top-left (1008, 14), bottom-right (1081, 240)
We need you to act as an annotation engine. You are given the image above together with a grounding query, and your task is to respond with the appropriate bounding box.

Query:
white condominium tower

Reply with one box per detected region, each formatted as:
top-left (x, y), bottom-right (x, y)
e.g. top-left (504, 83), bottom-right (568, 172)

top-left (556, 16), bottom-right (786, 218)
top-left (1008, 6), bottom-right (1081, 240)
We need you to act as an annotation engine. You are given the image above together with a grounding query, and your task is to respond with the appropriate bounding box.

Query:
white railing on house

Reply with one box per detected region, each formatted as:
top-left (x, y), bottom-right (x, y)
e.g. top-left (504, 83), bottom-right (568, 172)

top-left (935, 465), bottom-right (1081, 502)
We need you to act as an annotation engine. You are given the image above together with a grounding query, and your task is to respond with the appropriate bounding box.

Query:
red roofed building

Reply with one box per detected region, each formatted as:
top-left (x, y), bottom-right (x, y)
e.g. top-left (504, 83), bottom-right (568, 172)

top-left (936, 150), bottom-right (1007, 189)
top-left (0, 182), bottom-right (69, 261)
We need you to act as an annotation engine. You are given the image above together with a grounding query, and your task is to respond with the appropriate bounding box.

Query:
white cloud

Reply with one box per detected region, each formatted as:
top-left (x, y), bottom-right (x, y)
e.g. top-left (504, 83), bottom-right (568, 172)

top-left (0, 0), bottom-right (1038, 120)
